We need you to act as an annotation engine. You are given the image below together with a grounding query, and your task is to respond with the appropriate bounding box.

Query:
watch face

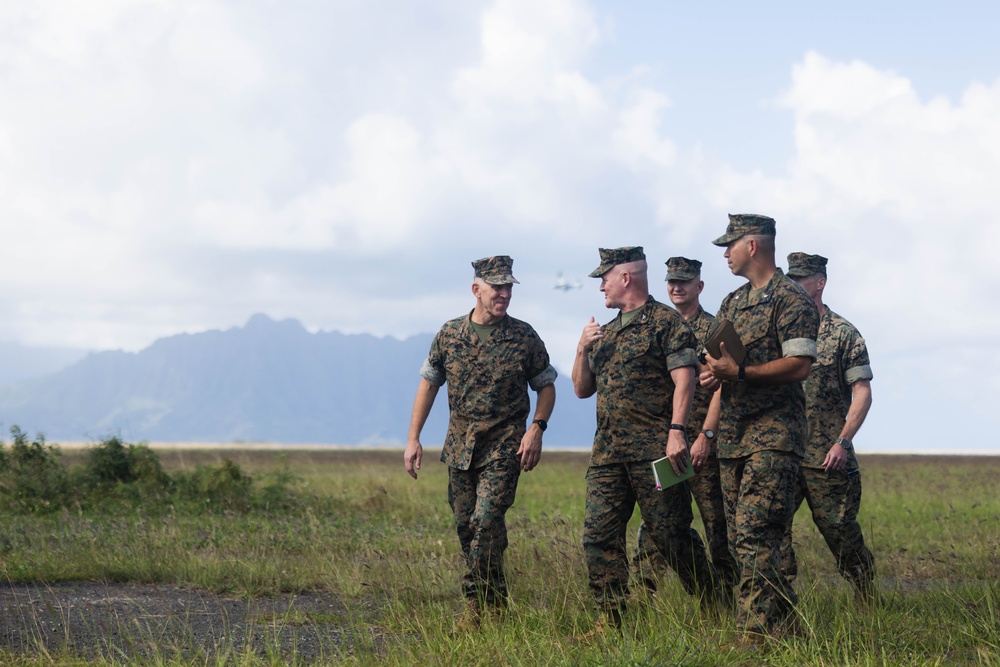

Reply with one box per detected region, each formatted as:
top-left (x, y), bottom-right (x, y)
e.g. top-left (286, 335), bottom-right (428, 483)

top-left (704, 430), bottom-right (715, 439)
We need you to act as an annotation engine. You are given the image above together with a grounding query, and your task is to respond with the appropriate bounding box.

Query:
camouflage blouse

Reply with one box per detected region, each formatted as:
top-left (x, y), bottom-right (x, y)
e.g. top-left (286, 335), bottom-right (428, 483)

top-left (684, 306), bottom-right (717, 450)
top-left (588, 296), bottom-right (698, 465)
top-left (801, 307), bottom-right (873, 470)
top-left (421, 312), bottom-right (556, 471)
top-left (715, 269), bottom-right (819, 458)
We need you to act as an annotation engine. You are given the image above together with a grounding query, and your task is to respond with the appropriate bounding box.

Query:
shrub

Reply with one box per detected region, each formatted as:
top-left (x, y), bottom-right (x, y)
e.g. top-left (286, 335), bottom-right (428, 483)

top-left (177, 459), bottom-right (254, 512)
top-left (83, 436), bottom-right (134, 485)
top-left (79, 436), bottom-right (172, 504)
top-left (0, 432), bottom-right (306, 516)
top-left (256, 467), bottom-right (305, 512)
top-left (0, 426), bottom-right (70, 512)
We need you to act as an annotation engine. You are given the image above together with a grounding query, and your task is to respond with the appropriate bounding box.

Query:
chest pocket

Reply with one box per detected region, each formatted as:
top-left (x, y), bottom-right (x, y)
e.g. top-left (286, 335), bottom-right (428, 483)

top-left (618, 333), bottom-right (664, 389)
top-left (814, 344), bottom-right (837, 369)
top-left (621, 334), bottom-right (655, 363)
top-left (590, 329), bottom-right (615, 374)
top-left (443, 342), bottom-right (475, 387)
top-left (591, 328), bottom-right (657, 379)
top-left (735, 304), bottom-right (777, 366)
top-left (491, 349), bottom-right (524, 382)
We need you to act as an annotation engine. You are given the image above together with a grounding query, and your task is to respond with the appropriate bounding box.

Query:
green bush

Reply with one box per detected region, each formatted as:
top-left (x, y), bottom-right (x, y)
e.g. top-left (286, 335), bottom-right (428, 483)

top-left (0, 426), bottom-right (70, 512)
top-left (0, 432), bottom-right (306, 516)
top-left (176, 458), bottom-right (254, 512)
top-left (126, 442), bottom-right (172, 489)
top-left (79, 436), bottom-right (171, 503)
top-left (254, 453), bottom-right (306, 511)
top-left (83, 435), bottom-right (135, 485)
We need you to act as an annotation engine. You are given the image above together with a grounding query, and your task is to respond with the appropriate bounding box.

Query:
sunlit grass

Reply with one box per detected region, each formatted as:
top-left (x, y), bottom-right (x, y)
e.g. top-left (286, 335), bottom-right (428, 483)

top-left (0, 448), bottom-right (997, 665)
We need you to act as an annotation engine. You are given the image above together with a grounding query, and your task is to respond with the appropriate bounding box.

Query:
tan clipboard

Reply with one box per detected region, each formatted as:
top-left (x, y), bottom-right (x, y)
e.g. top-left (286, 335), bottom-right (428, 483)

top-left (703, 318), bottom-right (746, 364)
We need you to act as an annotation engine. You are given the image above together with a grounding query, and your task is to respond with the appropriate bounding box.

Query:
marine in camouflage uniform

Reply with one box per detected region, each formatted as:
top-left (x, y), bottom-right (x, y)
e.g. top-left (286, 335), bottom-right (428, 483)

top-left (701, 216), bottom-right (820, 636)
top-left (633, 257), bottom-right (739, 592)
top-left (404, 256), bottom-right (557, 622)
top-left (572, 247), bottom-right (720, 624)
top-left (780, 253), bottom-right (876, 599)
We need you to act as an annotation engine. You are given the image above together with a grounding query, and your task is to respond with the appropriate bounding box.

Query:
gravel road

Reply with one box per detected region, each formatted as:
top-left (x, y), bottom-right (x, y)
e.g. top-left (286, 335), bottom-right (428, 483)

top-left (0, 582), bottom-right (384, 663)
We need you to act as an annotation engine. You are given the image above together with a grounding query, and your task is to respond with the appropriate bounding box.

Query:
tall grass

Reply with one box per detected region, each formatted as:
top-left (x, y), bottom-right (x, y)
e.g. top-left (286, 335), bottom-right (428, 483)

top-left (0, 436), bottom-right (997, 666)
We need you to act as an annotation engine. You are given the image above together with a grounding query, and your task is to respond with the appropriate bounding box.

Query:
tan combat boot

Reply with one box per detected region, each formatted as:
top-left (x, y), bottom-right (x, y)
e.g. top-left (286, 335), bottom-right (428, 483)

top-left (453, 598), bottom-right (481, 633)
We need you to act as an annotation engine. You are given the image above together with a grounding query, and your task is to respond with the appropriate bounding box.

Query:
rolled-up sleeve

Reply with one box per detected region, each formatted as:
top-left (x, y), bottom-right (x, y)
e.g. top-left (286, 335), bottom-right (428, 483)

top-left (843, 328), bottom-right (873, 385)
top-left (419, 357), bottom-right (445, 386)
top-left (845, 364), bottom-right (873, 385)
top-left (775, 283), bottom-right (820, 361)
top-left (528, 364), bottom-right (557, 391)
top-left (663, 313), bottom-right (699, 372)
top-left (421, 330), bottom-right (447, 386)
top-left (667, 348), bottom-right (699, 371)
top-left (782, 337), bottom-right (817, 360)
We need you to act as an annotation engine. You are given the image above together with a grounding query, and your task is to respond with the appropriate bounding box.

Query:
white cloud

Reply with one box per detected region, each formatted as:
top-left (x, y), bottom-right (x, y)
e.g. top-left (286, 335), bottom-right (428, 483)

top-left (190, 113), bottom-right (443, 251)
top-left (612, 89), bottom-right (676, 170)
top-left (766, 51), bottom-right (1000, 312)
top-left (697, 51), bottom-right (1000, 447)
top-left (452, 0), bottom-right (603, 118)
top-left (163, 3), bottom-right (268, 94)
top-left (1, 2), bottom-right (999, 450)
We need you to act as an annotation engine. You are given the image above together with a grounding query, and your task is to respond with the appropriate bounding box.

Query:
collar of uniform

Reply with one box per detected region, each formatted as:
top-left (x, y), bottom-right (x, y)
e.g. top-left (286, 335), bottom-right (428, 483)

top-left (462, 310), bottom-right (511, 340)
top-left (819, 304), bottom-right (836, 330)
top-left (610, 295), bottom-right (655, 331)
top-left (734, 268), bottom-right (785, 309)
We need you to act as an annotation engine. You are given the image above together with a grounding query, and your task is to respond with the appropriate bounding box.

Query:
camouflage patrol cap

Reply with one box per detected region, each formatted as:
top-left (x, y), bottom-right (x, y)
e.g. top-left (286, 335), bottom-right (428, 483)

top-left (665, 256), bottom-right (702, 281)
top-left (786, 252), bottom-right (828, 278)
top-left (588, 246), bottom-right (646, 278)
top-left (472, 255), bottom-right (519, 285)
top-left (711, 213), bottom-right (777, 246)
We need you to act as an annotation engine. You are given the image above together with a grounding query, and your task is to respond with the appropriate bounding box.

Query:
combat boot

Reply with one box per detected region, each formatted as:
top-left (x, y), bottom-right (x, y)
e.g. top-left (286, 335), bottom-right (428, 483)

top-left (575, 606), bottom-right (622, 642)
top-left (453, 598), bottom-right (481, 633)
top-left (700, 583), bottom-right (735, 621)
top-left (774, 613), bottom-right (806, 641)
top-left (854, 578), bottom-right (883, 608)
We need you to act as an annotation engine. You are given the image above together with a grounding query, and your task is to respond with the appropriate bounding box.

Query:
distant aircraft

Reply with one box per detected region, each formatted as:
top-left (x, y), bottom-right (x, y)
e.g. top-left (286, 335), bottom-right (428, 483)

top-left (553, 272), bottom-right (582, 291)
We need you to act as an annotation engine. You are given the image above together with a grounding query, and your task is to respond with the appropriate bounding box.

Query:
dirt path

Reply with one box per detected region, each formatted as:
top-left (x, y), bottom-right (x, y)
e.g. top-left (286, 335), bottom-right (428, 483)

top-left (0, 582), bottom-right (381, 663)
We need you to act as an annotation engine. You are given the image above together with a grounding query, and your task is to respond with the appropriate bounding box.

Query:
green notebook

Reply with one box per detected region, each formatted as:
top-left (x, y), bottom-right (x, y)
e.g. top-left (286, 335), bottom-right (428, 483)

top-left (652, 456), bottom-right (695, 490)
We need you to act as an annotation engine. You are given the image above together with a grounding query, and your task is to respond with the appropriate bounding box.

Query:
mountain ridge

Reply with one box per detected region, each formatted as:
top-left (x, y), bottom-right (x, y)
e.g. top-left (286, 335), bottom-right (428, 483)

top-left (0, 314), bottom-right (596, 447)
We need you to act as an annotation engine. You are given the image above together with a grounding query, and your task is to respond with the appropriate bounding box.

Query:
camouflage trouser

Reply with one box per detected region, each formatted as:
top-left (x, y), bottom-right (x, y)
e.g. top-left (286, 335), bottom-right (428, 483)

top-left (584, 461), bottom-right (717, 614)
top-left (720, 450), bottom-right (800, 634)
top-left (632, 521), bottom-right (670, 587)
top-left (780, 466), bottom-right (876, 592)
top-left (633, 454), bottom-right (739, 588)
top-left (448, 455), bottom-right (520, 607)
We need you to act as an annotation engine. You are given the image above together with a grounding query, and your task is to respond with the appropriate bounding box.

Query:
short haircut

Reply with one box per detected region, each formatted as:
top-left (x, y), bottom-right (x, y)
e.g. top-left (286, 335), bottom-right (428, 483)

top-left (747, 234), bottom-right (775, 254)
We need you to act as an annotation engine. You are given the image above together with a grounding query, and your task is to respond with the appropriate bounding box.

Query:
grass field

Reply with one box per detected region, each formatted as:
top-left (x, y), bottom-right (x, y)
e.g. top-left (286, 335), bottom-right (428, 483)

top-left (1, 446), bottom-right (998, 666)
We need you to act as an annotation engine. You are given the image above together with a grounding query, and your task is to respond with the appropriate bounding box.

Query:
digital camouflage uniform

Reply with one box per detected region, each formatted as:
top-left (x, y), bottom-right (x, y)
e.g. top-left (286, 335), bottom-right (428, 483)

top-left (633, 305), bottom-right (739, 590)
top-left (711, 215), bottom-right (820, 634)
top-left (420, 257), bottom-right (557, 608)
top-left (584, 252), bottom-right (719, 615)
top-left (779, 294), bottom-right (876, 594)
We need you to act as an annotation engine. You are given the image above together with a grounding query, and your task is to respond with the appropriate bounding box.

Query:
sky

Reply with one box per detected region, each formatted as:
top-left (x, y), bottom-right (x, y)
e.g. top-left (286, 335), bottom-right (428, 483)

top-left (1, 0), bottom-right (998, 453)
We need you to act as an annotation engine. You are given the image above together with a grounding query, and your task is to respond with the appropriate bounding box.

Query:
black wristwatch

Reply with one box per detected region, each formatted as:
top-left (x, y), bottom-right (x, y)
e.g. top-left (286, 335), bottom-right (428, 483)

top-left (737, 363), bottom-right (746, 382)
top-left (532, 419), bottom-right (548, 432)
top-left (835, 437), bottom-right (853, 450)
top-left (702, 429), bottom-right (716, 440)
top-left (669, 424), bottom-right (687, 437)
